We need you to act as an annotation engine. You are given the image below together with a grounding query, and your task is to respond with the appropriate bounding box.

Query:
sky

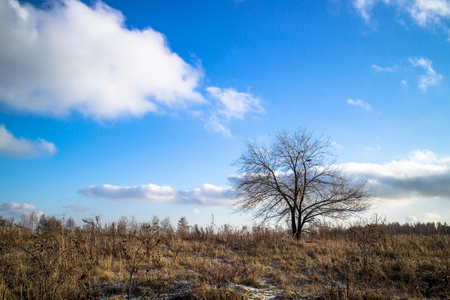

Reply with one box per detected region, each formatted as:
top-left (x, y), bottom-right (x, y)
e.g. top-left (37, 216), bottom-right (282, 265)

top-left (1, 0), bottom-right (449, 227)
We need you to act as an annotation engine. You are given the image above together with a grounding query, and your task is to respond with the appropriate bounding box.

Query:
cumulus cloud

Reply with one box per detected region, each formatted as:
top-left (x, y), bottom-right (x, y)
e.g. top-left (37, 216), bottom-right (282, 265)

top-left (341, 150), bottom-right (450, 202)
top-left (0, 0), bottom-right (264, 135)
top-left (0, 0), bottom-right (204, 119)
top-left (346, 99), bottom-right (372, 112)
top-left (0, 202), bottom-right (44, 218)
top-left (0, 124), bottom-right (57, 157)
top-left (409, 57), bottom-right (443, 91)
top-left (205, 87), bottom-right (264, 136)
top-left (79, 183), bottom-right (235, 207)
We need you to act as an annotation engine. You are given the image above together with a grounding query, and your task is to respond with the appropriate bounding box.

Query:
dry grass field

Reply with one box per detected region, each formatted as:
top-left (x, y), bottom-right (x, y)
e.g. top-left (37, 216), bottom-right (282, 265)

top-left (0, 215), bottom-right (449, 299)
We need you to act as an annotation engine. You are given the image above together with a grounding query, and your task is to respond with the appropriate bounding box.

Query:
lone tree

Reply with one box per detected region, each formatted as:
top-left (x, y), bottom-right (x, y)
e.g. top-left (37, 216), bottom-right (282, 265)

top-left (231, 128), bottom-right (371, 239)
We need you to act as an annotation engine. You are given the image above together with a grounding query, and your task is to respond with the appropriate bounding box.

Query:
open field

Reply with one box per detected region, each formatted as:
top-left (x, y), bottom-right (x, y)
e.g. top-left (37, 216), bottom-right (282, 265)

top-left (1, 216), bottom-right (449, 299)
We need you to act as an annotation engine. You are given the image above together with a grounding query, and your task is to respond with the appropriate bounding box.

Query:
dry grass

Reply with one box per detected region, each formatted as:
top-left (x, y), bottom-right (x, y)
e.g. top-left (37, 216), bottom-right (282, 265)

top-left (0, 215), bottom-right (449, 299)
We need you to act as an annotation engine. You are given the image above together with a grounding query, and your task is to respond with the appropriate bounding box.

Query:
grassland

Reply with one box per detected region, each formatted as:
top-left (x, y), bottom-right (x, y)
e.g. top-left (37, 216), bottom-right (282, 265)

top-left (0, 215), bottom-right (449, 299)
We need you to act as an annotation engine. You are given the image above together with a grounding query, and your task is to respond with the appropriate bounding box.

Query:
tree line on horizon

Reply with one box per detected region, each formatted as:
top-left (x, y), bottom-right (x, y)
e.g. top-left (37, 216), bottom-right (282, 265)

top-left (1, 213), bottom-right (449, 236)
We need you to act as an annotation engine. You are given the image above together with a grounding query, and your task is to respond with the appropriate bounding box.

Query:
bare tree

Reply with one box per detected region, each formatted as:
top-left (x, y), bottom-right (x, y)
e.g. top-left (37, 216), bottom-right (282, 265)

top-left (177, 217), bottom-right (190, 237)
top-left (160, 217), bottom-right (174, 235)
top-left (231, 128), bottom-right (371, 239)
top-left (65, 216), bottom-right (77, 232)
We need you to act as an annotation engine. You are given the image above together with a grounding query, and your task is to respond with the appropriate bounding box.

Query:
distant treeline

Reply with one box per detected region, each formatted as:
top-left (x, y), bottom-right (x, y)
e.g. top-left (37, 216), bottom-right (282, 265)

top-left (317, 220), bottom-right (450, 236)
top-left (1, 213), bottom-right (449, 236)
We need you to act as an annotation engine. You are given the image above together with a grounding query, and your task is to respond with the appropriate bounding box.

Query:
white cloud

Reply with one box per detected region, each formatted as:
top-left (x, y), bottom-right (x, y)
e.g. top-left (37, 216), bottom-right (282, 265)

top-left (183, 183), bottom-right (234, 206)
top-left (346, 98), bottom-right (373, 112)
top-left (205, 115), bottom-right (232, 136)
top-left (353, 0), bottom-right (450, 37)
top-left (424, 212), bottom-right (441, 222)
top-left (0, 124), bottom-right (57, 157)
top-left (0, 202), bottom-right (44, 218)
top-left (371, 58), bottom-right (442, 91)
top-left (341, 150), bottom-right (450, 202)
top-left (193, 208), bottom-right (201, 214)
top-left (353, 0), bottom-right (381, 21)
top-left (331, 141), bottom-right (344, 149)
top-left (80, 183), bottom-right (177, 202)
top-left (0, 0), bottom-right (264, 136)
top-left (407, 0), bottom-right (450, 26)
top-left (205, 87), bottom-right (263, 136)
top-left (206, 87), bottom-right (263, 120)
top-left (0, 0), bottom-right (204, 120)
top-left (372, 64), bottom-right (394, 72)
top-left (405, 215), bottom-right (418, 223)
top-left (406, 213), bottom-right (444, 223)
top-left (79, 183), bottom-right (235, 207)
top-left (409, 57), bottom-right (443, 91)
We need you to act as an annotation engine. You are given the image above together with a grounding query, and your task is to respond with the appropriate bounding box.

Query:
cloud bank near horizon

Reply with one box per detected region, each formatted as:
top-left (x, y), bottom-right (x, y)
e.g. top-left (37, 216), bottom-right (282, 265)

top-left (341, 150), bottom-right (450, 205)
top-left (79, 183), bottom-right (235, 207)
top-left (0, 202), bottom-right (44, 218)
top-left (79, 150), bottom-right (450, 210)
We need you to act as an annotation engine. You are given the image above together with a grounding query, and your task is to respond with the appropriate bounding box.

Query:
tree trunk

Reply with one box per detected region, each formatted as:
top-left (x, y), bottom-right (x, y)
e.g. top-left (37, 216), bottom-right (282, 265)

top-left (295, 215), bottom-right (303, 240)
top-left (290, 210), bottom-right (297, 237)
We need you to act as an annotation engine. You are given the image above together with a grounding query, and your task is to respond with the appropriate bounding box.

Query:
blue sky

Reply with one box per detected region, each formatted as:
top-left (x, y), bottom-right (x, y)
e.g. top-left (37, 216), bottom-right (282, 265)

top-left (1, 0), bottom-right (449, 227)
